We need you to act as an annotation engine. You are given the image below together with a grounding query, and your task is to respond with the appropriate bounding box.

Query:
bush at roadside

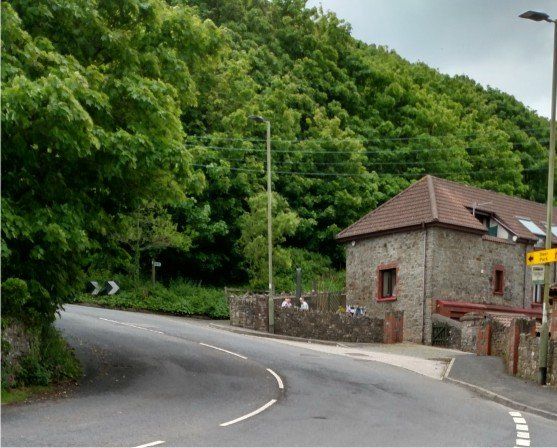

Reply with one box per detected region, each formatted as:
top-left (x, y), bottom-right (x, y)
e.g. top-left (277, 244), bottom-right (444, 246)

top-left (74, 278), bottom-right (229, 319)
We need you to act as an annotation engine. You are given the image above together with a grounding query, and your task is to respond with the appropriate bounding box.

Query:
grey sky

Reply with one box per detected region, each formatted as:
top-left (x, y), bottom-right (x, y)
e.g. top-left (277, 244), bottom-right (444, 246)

top-left (307, 0), bottom-right (555, 118)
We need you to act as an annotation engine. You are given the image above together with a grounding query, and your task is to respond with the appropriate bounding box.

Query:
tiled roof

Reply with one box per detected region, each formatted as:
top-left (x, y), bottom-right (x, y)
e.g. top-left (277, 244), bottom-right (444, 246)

top-left (337, 175), bottom-right (556, 242)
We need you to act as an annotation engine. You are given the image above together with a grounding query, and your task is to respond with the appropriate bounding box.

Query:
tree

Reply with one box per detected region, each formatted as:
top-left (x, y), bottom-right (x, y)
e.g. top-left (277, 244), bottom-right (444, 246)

top-left (238, 192), bottom-right (300, 290)
top-left (116, 204), bottom-right (192, 283)
top-left (1, 0), bottom-right (220, 319)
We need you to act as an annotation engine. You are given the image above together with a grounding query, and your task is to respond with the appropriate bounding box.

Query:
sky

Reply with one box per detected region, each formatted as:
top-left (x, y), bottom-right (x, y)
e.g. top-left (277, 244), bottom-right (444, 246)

top-left (307, 0), bottom-right (555, 118)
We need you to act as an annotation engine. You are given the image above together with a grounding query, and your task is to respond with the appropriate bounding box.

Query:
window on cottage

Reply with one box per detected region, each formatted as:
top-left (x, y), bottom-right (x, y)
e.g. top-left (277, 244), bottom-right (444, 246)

top-left (380, 268), bottom-right (396, 299)
top-left (493, 267), bottom-right (504, 295)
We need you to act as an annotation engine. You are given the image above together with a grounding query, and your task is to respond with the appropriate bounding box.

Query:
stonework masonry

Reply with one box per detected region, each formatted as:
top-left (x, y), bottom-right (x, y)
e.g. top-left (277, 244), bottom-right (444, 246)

top-left (274, 307), bottom-right (383, 343)
top-left (346, 229), bottom-right (426, 343)
top-left (228, 293), bottom-right (385, 343)
top-left (345, 226), bottom-right (551, 344)
top-left (517, 335), bottom-right (557, 386)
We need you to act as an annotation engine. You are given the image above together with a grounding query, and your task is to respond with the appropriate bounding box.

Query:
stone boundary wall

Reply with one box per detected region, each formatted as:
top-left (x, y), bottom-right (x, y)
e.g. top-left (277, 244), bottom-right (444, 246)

top-left (228, 293), bottom-right (269, 332)
top-left (432, 311), bottom-right (556, 387)
top-left (516, 335), bottom-right (557, 386)
top-left (1, 319), bottom-right (33, 388)
top-left (275, 307), bottom-right (383, 343)
top-left (490, 319), bottom-right (510, 358)
top-left (228, 293), bottom-right (385, 343)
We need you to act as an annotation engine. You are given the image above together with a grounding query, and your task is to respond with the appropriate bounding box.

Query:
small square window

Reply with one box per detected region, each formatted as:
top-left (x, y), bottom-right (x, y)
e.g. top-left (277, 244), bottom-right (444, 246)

top-left (377, 264), bottom-right (397, 301)
top-left (493, 266), bottom-right (504, 295)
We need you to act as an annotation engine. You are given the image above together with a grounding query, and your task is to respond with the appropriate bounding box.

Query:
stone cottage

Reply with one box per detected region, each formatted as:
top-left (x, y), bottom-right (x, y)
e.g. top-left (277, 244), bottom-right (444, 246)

top-left (336, 175), bottom-right (556, 344)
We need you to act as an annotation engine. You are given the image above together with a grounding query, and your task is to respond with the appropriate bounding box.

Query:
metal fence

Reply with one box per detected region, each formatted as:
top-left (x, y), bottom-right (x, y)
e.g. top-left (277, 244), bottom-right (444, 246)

top-left (311, 291), bottom-right (346, 313)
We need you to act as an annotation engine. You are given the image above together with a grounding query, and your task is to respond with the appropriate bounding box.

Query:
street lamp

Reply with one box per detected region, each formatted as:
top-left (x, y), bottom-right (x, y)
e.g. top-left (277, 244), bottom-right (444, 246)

top-left (520, 10), bottom-right (557, 385)
top-left (249, 115), bottom-right (275, 333)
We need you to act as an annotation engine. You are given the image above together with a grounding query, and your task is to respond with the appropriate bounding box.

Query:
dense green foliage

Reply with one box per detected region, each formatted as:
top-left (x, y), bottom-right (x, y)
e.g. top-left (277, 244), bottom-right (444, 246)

top-left (74, 278), bottom-right (229, 318)
top-left (1, 0), bottom-right (551, 332)
top-left (1, 318), bottom-right (81, 391)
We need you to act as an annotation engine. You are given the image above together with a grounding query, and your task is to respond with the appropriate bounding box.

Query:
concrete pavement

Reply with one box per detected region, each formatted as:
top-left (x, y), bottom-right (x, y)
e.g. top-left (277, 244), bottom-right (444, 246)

top-left (2, 305), bottom-right (557, 446)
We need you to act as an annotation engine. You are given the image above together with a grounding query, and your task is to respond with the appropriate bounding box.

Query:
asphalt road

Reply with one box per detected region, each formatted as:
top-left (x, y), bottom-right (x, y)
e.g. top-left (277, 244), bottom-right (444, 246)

top-left (2, 305), bottom-right (557, 446)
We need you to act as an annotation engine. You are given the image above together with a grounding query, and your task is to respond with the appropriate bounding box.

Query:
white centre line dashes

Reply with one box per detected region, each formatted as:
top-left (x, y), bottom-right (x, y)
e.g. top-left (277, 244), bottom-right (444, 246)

top-left (510, 411), bottom-right (531, 447)
top-left (99, 317), bottom-right (165, 334)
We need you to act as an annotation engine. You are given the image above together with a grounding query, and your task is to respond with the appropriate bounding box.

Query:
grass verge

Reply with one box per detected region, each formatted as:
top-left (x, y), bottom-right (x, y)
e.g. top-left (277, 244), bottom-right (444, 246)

top-left (74, 279), bottom-right (229, 319)
top-left (1, 385), bottom-right (52, 405)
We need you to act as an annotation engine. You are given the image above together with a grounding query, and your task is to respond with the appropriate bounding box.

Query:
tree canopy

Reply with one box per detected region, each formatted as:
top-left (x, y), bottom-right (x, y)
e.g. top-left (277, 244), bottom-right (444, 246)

top-left (2, 0), bottom-right (552, 306)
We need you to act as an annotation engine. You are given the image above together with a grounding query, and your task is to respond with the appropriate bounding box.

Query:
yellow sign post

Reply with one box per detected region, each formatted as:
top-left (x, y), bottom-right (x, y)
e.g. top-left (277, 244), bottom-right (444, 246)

top-left (526, 248), bottom-right (557, 266)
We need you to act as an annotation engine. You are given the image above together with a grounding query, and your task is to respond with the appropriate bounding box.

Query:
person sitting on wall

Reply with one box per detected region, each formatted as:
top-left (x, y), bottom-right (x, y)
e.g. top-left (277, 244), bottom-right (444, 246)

top-left (281, 297), bottom-right (293, 308)
top-left (299, 297), bottom-right (309, 311)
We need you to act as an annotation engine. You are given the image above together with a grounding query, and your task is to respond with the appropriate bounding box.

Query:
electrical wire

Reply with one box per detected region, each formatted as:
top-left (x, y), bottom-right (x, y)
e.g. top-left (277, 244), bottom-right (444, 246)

top-left (186, 127), bottom-right (549, 144)
top-left (192, 163), bottom-right (546, 178)
top-left (183, 141), bottom-right (548, 155)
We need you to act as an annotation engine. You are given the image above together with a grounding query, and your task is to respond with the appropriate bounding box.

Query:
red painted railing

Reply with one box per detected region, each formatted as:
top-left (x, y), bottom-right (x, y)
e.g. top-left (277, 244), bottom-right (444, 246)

top-left (435, 299), bottom-right (542, 320)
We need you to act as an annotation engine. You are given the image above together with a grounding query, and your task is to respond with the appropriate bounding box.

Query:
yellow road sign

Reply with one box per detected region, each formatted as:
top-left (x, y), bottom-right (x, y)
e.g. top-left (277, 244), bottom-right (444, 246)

top-left (526, 248), bottom-right (557, 266)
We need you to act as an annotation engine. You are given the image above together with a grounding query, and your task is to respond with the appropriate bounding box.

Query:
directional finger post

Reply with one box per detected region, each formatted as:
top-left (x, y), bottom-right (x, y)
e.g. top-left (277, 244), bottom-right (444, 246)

top-left (526, 248), bottom-right (557, 266)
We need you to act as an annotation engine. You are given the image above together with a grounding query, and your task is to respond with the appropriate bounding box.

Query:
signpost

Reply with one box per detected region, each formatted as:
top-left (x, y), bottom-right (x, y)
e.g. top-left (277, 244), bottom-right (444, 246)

top-left (86, 281), bottom-right (101, 296)
top-left (526, 246), bottom-right (557, 385)
top-left (531, 266), bottom-right (545, 284)
top-left (99, 281), bottom-right (120, 296)
top-left (152, 260), bottom-right (161, 284)
top-left (526, 248), bottom-right (557, 266)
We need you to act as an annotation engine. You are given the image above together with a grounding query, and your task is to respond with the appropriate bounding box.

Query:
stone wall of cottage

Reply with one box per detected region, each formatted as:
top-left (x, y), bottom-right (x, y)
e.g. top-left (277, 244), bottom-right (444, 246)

top-left (422, 227), bottom-right (538, 343)
top-left (345, 229), bottom-right (426, 343)
top-left (343, 225), bottom-right (554, 344)
top-left (426, 227), bottom-right (531, 306)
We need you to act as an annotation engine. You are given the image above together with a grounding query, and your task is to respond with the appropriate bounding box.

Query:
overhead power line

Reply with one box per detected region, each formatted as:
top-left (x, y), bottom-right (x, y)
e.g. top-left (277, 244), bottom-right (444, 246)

top-left (192, 163), bottom-right (546, 178)
top-left (196, 152), bottom-right (549, 167)
top-left (184, 141), bottom-right (548, 156)
top-left (186, 127), bottom-right (549, 144)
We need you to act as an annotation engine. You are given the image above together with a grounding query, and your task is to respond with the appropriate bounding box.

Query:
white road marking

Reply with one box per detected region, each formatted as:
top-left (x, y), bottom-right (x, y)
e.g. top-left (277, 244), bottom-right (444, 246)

top-left (509, 411), bottom-right (531, 448)
top-left (266, 368), bottom-right (284, 389)
top-left (99, 318), bottom-right (164, 334)
top-left (134, 441), bottom-right (165, 448)
top-left (199, 342), bottom-right (247, 360)
top-left (97, 314), bottom-right (283, 428)
top-left (219, 399), bottom-right (277, 427)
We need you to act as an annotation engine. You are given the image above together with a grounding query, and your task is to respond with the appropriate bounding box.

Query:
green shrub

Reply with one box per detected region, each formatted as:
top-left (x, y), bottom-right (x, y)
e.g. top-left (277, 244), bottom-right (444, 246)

top-left (77, 278), bottom-right (229, 318)
top-left (1, 324), bottom-right (81, 390)
top-left (19, 356), bottom-right (51, 386)
top-left (1, 278), bottom-right (30, 318)
top-left (273, 249), bottom-right (345, 292)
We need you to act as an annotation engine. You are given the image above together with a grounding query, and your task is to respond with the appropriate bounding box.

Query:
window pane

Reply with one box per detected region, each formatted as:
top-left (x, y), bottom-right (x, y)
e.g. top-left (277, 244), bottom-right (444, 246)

top-left (518, 219), bottom-right (545, 236)
top-left (381, 268), bottom-right (396, 297)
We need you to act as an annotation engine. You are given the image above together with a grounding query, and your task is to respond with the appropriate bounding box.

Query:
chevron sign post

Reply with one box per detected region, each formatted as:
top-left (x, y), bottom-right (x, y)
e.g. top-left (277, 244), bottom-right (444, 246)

top-left (100, 281), bottom-right (120, 296)
top-left (85, 281), bottom-right (101, 296)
